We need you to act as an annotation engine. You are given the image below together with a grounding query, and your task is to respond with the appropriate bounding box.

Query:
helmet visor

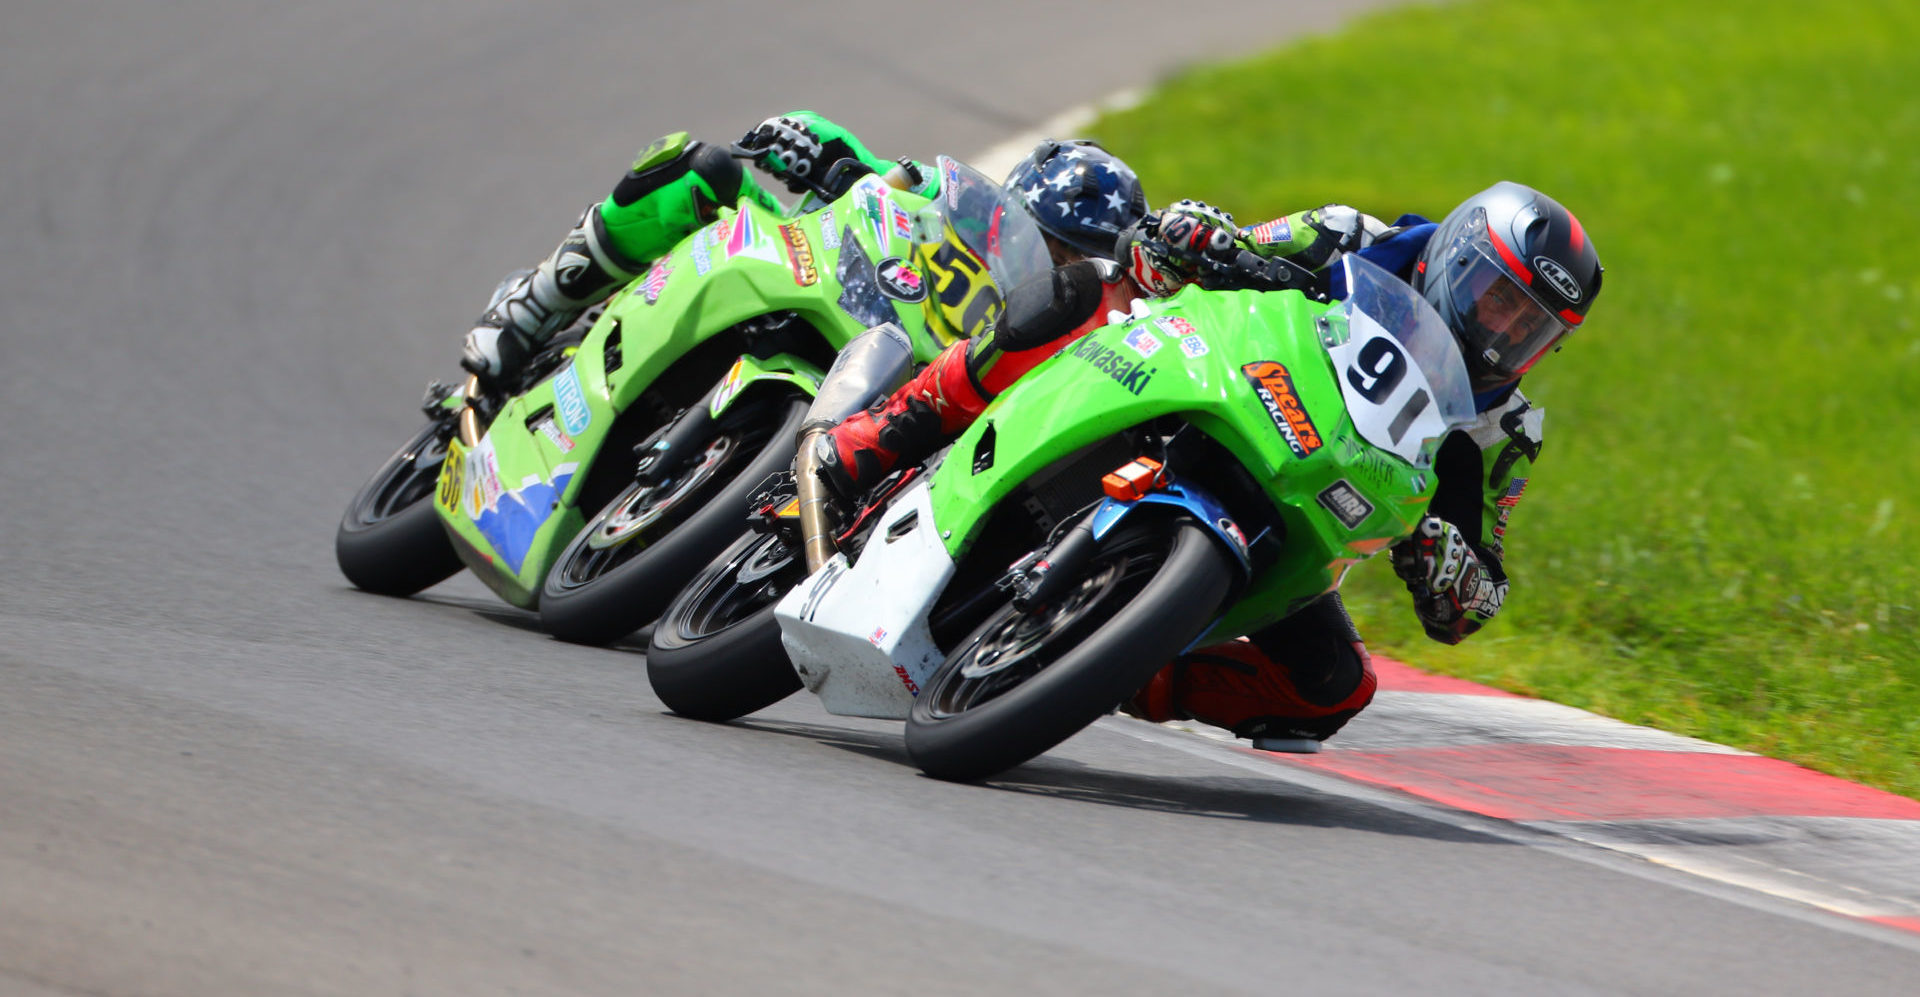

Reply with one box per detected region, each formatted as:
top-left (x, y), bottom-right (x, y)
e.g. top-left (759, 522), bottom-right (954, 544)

top-left (1446, 223), bottom-right (1573, 379)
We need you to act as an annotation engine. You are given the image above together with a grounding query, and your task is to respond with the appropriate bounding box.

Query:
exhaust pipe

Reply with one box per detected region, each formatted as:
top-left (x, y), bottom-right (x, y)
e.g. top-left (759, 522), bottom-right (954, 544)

top-left (792, 422), bottom-right (841, 574)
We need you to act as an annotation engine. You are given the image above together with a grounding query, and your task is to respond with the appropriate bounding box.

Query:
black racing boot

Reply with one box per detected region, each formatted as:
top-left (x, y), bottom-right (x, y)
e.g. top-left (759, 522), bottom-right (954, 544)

top-left (460, 204), bottom-right (642, 388)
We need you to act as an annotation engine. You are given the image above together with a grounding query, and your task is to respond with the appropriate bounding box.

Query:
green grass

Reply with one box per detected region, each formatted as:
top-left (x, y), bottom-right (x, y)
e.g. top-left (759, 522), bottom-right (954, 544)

top-left (1090, 0), bottom-right (1920, 797)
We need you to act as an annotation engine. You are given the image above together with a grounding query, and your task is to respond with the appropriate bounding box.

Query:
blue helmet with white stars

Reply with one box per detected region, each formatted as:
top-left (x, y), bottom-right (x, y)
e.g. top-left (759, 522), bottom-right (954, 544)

top-left (1003, 139), bottom-right (1147, 261)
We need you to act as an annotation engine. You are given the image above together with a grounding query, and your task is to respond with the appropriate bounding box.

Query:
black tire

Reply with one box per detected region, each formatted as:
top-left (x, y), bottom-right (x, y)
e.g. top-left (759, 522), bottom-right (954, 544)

top-left (335, 420), bottom-right (463, 596)
top-left (646, 531), bottom-right (806, 720)
top-left (538, 393), bottom-right (810, 645)
top-left (905, 519), bottom-right (1235, 782)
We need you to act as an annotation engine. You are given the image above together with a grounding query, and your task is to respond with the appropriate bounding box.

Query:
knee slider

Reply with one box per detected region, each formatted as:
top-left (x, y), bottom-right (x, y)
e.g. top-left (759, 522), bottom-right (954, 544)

top-left (997, 260), bottom-right (1110, 351)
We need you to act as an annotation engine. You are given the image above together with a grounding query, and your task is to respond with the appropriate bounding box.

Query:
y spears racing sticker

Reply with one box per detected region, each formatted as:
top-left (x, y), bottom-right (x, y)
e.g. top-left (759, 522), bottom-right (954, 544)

top-left (780, 224), bottom-right (818, 287)
top-left (1068, 335), bottom-right (1156, 395)
top-left (637, 258), bottom-right (672, 304)
top-left (1241, 360), bottom-right (1322, 459)
top-left (1316, 479), bottom-right (1375, 530)
top-left (875, 256), bottom-right (927, 302)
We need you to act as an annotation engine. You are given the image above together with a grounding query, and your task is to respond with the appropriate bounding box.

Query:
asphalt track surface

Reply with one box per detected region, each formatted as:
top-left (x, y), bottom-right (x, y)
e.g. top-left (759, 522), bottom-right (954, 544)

top-left (5, 2), bottom-right (1920, 994)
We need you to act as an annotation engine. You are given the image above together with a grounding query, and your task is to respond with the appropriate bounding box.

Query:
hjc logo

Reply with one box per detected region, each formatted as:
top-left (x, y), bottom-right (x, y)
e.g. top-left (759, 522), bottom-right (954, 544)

top-left (1533, 256), bottom-right (1582, 303)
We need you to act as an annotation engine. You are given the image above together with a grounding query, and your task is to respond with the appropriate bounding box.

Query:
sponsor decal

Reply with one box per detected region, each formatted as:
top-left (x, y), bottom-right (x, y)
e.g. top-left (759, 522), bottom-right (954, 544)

top-left (893, 663), bottom-right (921, 695)
top-left (1122, 325), bottom-right (1162, 358)
top-left (1154, 315), bottom-right (1198, 339)
top-left (888, 201), bottom-right (913, 241)
top-left (876, 256), bottom-right (927, 302)
top-left (447, 436), bottom-right (504, 521)
top-left (870, 626), bottom-right (888, 646)
top-left (691, 226), bottom-right (715, 275)
top-left (1352, 448), bottom-right (1400, 488)
top-left (1154, 315), bottom-right (1207, 357)
top-left (725, 211), bottom-right (757, 259)
top-left (1068, 335), bottom-right (1157, 395)
top-left (1240, 361), bottom-right (1323, 459)
top-left (554, 363), bottom-right (592, 436)
top-left (1492, 477), bottom-right (1528, 545)
top-left (780, 224), bottom-right (818, 286)
top-left (536, 417), bottom-right (576, 453)
top-left (711, 358), bottom-right (749, 414)
top-left (470, 462), bottom-right (578, 575)
top-left (1245, 217), bottom-right (1293, 245)
top-left (436, 441), bottom-right (465, 511)
top-left (1533, 256), bottom-right (1582, 302)
top-left (817, 208), bottom-right (840, 249)
top-left (1316, 479), bottom-right (1375, 530)
top-left (854, 175), bottom-right (893, 250)
top-left (638, 258), bottom-right (672, 304)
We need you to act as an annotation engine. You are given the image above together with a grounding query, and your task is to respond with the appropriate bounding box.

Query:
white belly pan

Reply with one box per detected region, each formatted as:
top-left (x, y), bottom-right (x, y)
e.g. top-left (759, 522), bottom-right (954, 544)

top-left (774, 480), bottom-right (956, 720)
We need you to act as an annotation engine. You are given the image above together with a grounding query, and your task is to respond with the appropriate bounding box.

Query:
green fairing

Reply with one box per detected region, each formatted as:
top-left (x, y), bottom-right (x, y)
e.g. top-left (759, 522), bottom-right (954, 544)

top-left (927, 281), bottom-right (1442, 645)
top-left (434, 178), bottom-right (944, 607)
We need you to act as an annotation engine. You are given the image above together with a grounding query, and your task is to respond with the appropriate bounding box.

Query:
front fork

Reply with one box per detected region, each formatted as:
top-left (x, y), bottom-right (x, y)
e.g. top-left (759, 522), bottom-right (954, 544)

top-left (999, 481), bottom-right (1257, 611)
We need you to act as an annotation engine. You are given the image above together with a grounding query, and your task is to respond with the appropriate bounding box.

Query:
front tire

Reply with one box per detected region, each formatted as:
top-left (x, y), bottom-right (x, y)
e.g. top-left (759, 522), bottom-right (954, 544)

top-left (538, 393), bottom-right (810, 645)
top-left (646, 531), bottom-right (806, 720)
top-left (905, 519), bottom-right (1235, 782)
top-left (335, 420), bottom-right (463, 596)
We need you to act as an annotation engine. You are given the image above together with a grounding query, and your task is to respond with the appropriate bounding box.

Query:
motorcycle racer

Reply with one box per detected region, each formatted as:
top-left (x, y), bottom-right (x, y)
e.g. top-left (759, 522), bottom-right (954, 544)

top-left (817, 182), bottom-right (1603, 747)
top-left (458, 114), bottom-right (1147, 387)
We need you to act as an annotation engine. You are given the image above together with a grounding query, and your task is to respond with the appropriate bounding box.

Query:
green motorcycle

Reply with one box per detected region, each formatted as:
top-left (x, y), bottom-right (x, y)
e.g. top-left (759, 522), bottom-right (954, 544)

top-left (647, 253), bottom-right (1477, 780)
top-left (334, 156), bottom-right (1050, 645)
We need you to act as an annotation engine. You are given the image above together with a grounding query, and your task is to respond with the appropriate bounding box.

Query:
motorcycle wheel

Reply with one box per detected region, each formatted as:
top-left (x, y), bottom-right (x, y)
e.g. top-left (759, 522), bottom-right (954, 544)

top-left (905, 518), bottom-right (1234, 782)
top-left (538, 393), bottom-right (810, 646)
top-left (335, 420), bottom-right (463, 596)
top-left (646, 531), bottom-right (806, 720)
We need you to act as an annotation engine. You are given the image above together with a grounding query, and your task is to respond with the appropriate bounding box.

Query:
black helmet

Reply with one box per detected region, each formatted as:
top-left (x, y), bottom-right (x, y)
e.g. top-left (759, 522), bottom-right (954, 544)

top-left (1003, 139), bottom-right (1148, 260)
top-left (1414, 181), bottom-right (1603, 392)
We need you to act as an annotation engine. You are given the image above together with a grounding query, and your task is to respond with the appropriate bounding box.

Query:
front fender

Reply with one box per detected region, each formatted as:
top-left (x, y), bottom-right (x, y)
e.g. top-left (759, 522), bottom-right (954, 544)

top-left (709, 351), bottom-right (827, 417)
top-left (1088, 482), bottom-right (1255, 577)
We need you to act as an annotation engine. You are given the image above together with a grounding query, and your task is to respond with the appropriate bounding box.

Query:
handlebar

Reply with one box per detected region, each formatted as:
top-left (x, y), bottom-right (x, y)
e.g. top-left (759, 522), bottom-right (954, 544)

top-left (1195, 248), bottom-right (1326, 300)
top-left (727, 143), bottom-right (876, 203)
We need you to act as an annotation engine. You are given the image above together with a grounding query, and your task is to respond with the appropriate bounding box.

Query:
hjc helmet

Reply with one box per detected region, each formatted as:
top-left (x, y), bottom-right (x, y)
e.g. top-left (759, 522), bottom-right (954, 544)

top-left (1003, 139), bottom-right (1148, 260)
top-left (1414, 181), bottom-right (1603, 393)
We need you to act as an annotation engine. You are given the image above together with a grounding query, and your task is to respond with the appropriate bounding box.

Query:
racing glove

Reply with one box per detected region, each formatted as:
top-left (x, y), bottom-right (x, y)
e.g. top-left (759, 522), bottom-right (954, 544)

top-left (737, 115), bottom-right (827, 194)
top-left (1119, 199), bottom-right (1242, 297)
top-left (1389, 516), bottom-right (1508, 645)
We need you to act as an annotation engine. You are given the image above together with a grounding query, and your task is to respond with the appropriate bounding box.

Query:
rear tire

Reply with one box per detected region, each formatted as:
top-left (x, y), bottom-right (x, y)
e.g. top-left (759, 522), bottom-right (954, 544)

top-left (646, 531), bottom-right (806, 720)
top-left (538, 393), bottom-right (810, 645)
top-left (905, 519), bottom-right (1234, 782)
top-left (335, 420), bottom-right (463, 596)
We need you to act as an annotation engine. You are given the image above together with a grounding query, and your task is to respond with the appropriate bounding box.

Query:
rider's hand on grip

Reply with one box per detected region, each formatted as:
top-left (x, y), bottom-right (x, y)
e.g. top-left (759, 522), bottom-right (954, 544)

top-left (738, 115), bottom-right (825, 193)
top-left (1389, 516), bottom-right (1507, 645)
top-left (1122, 199), bottom-right (1241, 297)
